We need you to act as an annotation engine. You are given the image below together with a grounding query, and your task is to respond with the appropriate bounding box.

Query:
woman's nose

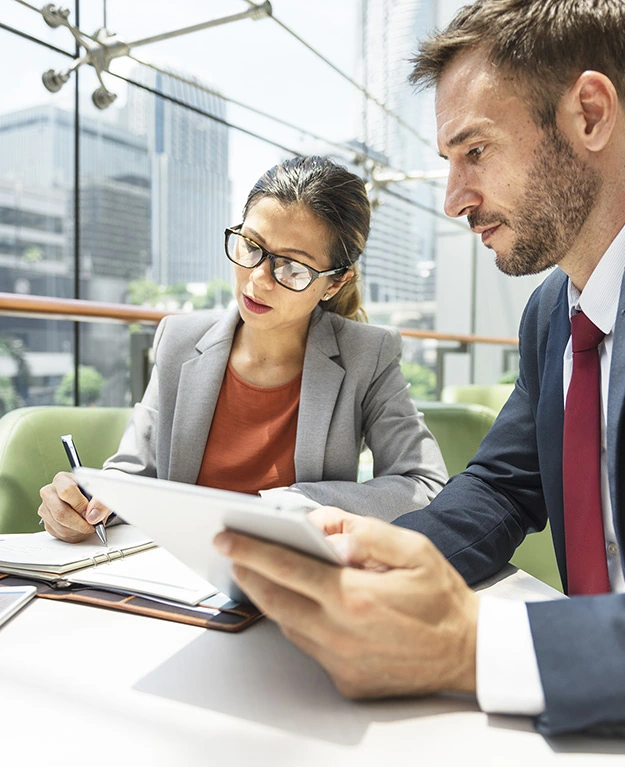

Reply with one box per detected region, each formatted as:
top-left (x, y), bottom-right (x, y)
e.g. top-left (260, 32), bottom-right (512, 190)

top-left (250, 256), bottom-right (274, 286)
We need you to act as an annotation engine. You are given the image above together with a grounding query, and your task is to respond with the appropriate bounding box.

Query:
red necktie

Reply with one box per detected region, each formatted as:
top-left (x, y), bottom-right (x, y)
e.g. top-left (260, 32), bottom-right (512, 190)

top-left (562, 311), bottom-right (610, 595)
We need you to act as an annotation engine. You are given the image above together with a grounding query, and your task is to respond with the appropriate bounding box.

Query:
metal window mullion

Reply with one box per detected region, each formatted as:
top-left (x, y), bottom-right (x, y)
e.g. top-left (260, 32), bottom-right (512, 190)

top-left (72, 0), bottom-right (81, 406)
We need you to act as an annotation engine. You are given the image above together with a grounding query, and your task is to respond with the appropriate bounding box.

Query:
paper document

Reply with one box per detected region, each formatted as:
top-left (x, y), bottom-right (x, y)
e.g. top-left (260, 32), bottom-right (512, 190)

top-left (66, 546), bottom-right (218, 604)
top-left (75, 468), bottom-right (344, 602)
top-left (0, 525), bottom-right (153, 575)
top-left (0, 526), bottom-right (218, 605)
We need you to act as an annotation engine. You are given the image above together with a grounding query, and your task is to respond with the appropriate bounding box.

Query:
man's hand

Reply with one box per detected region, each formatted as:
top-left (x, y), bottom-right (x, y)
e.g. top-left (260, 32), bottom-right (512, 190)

top-left (38, 472), bottom-right (112, 543)
top-left (214, 511), bottom-right (478, 700)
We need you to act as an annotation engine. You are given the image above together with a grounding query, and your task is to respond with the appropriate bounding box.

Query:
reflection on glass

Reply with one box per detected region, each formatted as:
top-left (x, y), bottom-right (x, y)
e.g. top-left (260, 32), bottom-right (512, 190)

top-left (0, 10), bottom-right (235, 410)
top-left (0, 29), bottom-right (75, 410)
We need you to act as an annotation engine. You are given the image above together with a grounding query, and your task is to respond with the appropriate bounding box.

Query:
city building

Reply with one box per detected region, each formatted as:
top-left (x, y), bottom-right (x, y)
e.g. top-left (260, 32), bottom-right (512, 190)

top-left (125, 67), bottom-right (230, 285)
top-left (359, 0), bottom-right (438, 308)
top-left (0, 104), bottom-right (152, 402)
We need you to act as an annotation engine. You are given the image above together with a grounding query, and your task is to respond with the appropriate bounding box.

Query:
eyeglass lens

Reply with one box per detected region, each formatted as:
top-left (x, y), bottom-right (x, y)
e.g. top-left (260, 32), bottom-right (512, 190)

top-left (227, 231), bottom-right (314, 291)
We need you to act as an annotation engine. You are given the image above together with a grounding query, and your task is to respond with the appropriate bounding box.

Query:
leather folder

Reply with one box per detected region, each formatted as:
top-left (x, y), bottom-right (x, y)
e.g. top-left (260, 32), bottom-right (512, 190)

top-left (0, 573), bottom-right (262, 633)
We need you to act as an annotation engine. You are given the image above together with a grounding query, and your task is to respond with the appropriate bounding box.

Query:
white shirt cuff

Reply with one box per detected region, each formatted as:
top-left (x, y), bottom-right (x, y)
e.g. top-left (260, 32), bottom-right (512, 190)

top-left (476, 596), bottom-right (546, 715)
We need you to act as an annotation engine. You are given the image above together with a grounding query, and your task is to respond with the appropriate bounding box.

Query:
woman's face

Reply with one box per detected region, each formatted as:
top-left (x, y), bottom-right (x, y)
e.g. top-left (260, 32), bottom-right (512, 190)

top-left (233, 197), bottom-right (350, 334)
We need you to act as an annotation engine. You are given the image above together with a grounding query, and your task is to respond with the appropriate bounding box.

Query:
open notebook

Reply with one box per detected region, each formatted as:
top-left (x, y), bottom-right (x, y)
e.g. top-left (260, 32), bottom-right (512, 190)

top-left (0, 525), bottom-right (218, 605)
top-left (74, 468), bottom-right (344, 603)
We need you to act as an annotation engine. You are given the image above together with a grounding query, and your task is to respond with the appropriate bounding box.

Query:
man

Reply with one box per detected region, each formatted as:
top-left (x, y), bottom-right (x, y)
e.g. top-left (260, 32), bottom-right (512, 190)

top-left (214, 0), bottom-right (625, 737)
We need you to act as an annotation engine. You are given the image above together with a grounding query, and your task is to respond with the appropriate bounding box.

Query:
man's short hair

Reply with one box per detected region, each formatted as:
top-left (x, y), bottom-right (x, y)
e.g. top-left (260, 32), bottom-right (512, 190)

top-left (410, 0), bottom-right (625, 128)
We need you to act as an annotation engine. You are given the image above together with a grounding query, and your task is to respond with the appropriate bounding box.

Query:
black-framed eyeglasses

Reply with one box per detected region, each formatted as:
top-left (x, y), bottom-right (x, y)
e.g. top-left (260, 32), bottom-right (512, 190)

top-left (224, 225), bottom-right (348, 292)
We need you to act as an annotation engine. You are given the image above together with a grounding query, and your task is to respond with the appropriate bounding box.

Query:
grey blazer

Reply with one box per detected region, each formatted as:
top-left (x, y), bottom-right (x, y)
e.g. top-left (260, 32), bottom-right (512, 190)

top-left (104, 306), bottom-right (447, 521)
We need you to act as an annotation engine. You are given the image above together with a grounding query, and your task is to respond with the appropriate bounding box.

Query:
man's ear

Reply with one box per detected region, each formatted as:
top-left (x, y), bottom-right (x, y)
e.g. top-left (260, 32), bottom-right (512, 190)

top-left (563, 70), bottom-right (618, 152)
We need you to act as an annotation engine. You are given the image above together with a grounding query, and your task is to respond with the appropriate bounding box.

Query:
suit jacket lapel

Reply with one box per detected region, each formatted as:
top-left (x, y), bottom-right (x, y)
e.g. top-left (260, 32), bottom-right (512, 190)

top-left (295, 310), bottom-right (345, 481)
top-left (536, 282), bottom-right (570, 578)
top-left (607, 270), bottom-right (625, 551)
top-left (168, 308), bottom-right (240, 483)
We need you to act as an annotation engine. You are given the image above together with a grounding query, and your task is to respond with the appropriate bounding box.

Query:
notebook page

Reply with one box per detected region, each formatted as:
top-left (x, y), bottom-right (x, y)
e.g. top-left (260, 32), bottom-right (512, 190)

top-left (0, 525), bottom-right (153, 574)
top-left (65, 546), bottom-right (219, 605)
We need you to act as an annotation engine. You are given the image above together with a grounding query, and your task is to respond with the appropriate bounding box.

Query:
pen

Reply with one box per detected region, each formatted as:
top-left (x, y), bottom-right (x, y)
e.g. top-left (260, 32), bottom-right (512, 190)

top-left (60, 434), bottom-right (108, 546)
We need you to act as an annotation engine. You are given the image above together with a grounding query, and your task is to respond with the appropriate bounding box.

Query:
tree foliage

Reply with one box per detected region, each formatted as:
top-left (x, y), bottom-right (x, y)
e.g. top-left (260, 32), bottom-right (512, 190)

top-left (191, 280), bottom-right (233, 310)
top-left (498, 369), bottom-right (519, 384)
top-left (400, 361), bottom-right (437, 401)
top-left (126, 278), bottom-right (231, 310)
top-left (55, 366), bottom-right (104, 406)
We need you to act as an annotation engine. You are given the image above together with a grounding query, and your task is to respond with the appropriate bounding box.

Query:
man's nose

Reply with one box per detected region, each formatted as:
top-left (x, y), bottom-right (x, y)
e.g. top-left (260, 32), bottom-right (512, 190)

top-left (444, 165), bottom-right (482, 219)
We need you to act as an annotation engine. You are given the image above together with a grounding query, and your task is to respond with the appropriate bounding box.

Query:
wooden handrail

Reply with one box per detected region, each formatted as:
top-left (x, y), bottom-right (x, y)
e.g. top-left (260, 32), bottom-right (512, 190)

top-left (0, 292), bottom-right (177, 325)
top-left (400, 328), bottom-right (518, 346)
top-left (0, 292), bottom-right (519, 346)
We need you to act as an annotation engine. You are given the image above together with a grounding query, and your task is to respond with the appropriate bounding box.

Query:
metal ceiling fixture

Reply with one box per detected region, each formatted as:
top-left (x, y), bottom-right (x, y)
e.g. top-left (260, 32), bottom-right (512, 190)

top-left (39, 1), bottom-right (272, 109)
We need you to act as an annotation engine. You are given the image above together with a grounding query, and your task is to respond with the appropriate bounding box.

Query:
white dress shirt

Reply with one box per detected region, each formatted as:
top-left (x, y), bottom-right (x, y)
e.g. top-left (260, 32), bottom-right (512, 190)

top-left (477, 223), bottom-right (625, 715)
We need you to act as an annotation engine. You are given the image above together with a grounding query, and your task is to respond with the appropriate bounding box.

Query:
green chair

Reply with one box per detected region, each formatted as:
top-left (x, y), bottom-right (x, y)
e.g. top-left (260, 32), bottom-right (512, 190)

top-left (511, 522), bottom-right (562, 591)
top-left (420, 400), bottom-right (563, 592)
top-left (0, 406), bottom-right (131, 533)
top-left (358, 401), bottom-right (497, 481)
top-left (416, 400), bottom-right (498, 477)
top-left (441, 384), bottom-right (515, 415)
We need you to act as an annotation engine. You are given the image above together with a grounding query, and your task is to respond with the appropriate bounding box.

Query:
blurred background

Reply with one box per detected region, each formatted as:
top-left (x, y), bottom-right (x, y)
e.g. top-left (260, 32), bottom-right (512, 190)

top-left (0, 0), bottom-right (545, 411)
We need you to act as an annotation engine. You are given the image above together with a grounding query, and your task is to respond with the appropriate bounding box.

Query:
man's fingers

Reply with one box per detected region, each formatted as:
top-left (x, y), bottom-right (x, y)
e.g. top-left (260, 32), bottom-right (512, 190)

top-left (215, 531), bottom-right (340, 604)
top-left (307, 506), bottom-right (360, 534)
top-left (307, 512), bottom-right (437, 571)
top-left (231, 565), bottom-right (323, 625)
top-left (347, 519), bottom-right (437, 570)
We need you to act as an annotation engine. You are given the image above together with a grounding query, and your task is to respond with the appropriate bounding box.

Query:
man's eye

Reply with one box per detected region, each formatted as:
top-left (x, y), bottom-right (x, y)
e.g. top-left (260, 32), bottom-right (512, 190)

top-left (468, 145), bottom-right (485, 159)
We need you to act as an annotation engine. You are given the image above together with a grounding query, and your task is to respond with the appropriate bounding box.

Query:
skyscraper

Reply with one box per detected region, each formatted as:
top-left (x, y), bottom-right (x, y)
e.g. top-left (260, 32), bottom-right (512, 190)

top-left (125, 68), bottom-right (230, 286)
top-left (359, 0), bottom-right (438, 307)
top-left (0, 104), bottom-right (152, 403)
top-left (0, 103), bottom-right (151, 321)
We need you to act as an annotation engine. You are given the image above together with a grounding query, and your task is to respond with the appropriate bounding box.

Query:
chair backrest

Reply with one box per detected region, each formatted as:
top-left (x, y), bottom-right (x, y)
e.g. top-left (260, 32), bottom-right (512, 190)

top-left (0, 406), bottom-right (132, 533)
top-left (510, 523), bottom-right (562, 591)
top-left (419, 400), bottom-right (563, 592)
top-left (416, 400), bottom-right (498, 477)
top-left (441, 384), bottom-right (515, 415)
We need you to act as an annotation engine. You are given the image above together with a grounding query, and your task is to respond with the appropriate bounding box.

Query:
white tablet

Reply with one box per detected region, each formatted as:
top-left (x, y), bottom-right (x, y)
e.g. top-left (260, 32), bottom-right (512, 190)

top-left (0, 585), bottom-right (37, 627)
top-left (74, 468), bottom-right (344, 603)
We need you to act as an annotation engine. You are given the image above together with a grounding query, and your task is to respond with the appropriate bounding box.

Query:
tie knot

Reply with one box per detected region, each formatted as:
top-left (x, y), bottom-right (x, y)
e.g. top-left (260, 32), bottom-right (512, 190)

top-left (570, 311), bottom-right (605, 352)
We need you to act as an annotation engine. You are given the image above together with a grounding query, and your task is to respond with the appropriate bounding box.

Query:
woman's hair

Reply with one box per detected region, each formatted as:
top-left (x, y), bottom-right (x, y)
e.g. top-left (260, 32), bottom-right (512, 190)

top-left (242, 156), bottom-right (370, 322)
top-left (410, 0), bottom-right (625, 129)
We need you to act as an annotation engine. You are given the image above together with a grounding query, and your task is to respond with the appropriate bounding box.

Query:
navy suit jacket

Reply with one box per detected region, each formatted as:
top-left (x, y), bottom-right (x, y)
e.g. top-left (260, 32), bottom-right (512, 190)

top-left (395, 266), bottom-right (625, 737)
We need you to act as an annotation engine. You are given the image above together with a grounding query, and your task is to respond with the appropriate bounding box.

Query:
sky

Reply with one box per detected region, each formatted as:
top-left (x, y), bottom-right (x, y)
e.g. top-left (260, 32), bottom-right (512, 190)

top-left (0, 0), bottom-right (469, 217)
top-left (2, 0), bottom-right (376, 213)
top-left (1, 0), bottom-right (542, 351)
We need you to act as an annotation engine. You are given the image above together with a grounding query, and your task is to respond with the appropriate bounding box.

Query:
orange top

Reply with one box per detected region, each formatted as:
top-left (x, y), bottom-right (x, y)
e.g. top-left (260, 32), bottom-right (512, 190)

top-left (196, 362), bottom-right (301, 495)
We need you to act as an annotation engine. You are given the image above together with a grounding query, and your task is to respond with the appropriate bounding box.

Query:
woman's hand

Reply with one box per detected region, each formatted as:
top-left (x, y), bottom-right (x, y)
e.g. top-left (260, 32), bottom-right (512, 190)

top-left (38, 471), bottom-right (112, 543)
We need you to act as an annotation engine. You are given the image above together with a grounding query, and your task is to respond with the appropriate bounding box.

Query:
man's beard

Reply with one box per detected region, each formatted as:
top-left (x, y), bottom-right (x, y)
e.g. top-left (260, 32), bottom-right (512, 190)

top-left (468, 127), bottom-right (602, 277)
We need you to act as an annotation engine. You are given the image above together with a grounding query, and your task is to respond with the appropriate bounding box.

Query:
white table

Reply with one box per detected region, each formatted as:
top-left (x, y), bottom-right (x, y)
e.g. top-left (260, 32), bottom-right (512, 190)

top-left (0, 566), bottom-right (622, 767)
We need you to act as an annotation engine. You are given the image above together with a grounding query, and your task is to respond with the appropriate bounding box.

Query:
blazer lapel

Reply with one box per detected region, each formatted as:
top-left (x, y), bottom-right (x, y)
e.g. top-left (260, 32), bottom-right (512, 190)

top-left (536, 283), bottom-right (570, 577)
top-left (295, 310), bottom-right (345, 481)
top-left (168, 308), bottom-right (240, 483)
top-left (607, 271), bottom-right (625, 552)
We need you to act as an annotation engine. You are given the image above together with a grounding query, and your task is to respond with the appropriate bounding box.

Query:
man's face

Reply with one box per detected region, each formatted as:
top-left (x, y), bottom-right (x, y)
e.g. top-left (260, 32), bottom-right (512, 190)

top-left (436, 50), bottom-right (601, 276)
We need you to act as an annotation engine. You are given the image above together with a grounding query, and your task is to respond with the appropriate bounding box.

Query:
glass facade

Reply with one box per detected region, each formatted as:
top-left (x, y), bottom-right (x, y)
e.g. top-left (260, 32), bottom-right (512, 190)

top-left (0, 3), bottom-right (231, 410)
top-left (359, 0), bottom-right (438, 309)
top-left (0, 0), bottom-right (530, 411)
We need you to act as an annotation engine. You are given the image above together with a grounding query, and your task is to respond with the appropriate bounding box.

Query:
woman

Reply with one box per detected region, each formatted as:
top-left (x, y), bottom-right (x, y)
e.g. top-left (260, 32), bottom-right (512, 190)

top-left (39, 156), bottom-right (447, 542)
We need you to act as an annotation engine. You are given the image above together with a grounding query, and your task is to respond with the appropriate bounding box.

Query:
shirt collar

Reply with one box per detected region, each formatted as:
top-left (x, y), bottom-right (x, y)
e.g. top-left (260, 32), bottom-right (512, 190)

top-left (567, 223), bottom-right (625, 335)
